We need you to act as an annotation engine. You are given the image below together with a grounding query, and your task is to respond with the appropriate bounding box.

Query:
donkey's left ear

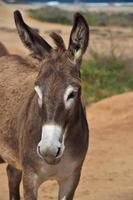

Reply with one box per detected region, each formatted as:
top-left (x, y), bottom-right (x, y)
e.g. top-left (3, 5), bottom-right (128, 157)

top-left (14, 10), bottom-right (52, 60)
top-left (68, 13), bottom-right (89, 62)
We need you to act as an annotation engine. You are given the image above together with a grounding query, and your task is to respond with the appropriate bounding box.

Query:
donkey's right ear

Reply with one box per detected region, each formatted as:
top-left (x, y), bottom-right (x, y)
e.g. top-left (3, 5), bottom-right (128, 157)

top-left (68, 13), bottom-right (89, 63)
top-left (14, 10), bottom-right (52, 60)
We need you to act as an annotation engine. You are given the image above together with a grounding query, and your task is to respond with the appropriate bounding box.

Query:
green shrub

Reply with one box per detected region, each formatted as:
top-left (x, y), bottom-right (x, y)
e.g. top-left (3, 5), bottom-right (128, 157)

top-left (28, 6), bottom-right (133, 27)
top-left (81, 56), bottom-right (133, 104)
top-left (28, 6), bottom-right (72, 25)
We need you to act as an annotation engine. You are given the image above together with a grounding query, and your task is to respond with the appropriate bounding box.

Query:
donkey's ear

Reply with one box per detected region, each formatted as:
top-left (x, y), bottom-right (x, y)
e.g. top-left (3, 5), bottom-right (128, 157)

top-left (68, 13), bottom-right (89, 62)
top-left (14, 10), bottom-right (52, 60)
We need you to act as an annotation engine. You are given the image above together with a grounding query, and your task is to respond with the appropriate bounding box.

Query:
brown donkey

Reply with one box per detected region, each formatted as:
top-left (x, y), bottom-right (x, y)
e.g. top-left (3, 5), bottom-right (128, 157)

top-left (0, 10), bottom-right (89, 200)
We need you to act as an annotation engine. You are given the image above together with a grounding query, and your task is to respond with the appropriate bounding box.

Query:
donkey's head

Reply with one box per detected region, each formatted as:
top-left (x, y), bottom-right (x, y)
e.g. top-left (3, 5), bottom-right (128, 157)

top-left (14, 10), bottom-right (89, 165)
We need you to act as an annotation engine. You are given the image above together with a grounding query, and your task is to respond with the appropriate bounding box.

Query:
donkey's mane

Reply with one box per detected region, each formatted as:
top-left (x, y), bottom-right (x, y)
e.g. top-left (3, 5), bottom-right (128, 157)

top-left (50, 32), bottom-right (66, 51)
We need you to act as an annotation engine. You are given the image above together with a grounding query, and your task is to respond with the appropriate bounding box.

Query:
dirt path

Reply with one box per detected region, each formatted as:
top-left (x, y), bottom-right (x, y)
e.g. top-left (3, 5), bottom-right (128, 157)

top-left (0, 92), bottom-right (133, 200)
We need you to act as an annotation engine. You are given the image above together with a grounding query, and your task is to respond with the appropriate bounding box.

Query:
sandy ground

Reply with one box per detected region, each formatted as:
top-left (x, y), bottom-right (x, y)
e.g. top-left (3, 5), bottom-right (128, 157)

top-left (0, 3), bottom-right (133, 200)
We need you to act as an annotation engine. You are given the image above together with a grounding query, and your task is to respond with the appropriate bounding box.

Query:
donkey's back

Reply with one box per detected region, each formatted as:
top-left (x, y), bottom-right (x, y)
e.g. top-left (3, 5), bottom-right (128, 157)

top-left (0, 54), bottom-right (37, 167)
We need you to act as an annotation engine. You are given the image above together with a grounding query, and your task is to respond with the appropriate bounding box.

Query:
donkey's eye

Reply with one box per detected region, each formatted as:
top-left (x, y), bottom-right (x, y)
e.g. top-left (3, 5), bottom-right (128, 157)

top-left (67, 91), bottom-right (77, 101)
top-left (64, 85), bottom-right (79, 109)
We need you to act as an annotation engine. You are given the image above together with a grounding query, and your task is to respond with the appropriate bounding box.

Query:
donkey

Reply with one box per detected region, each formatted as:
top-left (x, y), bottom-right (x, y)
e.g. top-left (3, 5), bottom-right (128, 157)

top-left (0, 10), bottom-right (89, 200)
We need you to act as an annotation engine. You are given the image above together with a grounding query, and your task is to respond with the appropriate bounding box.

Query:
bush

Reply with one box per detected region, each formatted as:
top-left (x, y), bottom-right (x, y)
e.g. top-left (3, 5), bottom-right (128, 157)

top-left (28, 6), bottom-right (133, 27)
top-left (28, 6), bottom-right (72, 25)
top-left (81, 55), bottom-right (133, 104)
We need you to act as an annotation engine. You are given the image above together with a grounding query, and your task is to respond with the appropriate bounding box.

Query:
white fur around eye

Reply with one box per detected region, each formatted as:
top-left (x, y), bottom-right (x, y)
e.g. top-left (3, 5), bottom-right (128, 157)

top-left (64, 85), bottom-right (77, 109)
top-left (34, 85), bottom-right (42, 107)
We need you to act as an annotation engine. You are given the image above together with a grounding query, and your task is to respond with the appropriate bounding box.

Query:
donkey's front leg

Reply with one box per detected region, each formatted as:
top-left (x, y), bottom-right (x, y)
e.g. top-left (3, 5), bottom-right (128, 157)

top-left (23, 169), bottom-right (40, 200)
top-left (6, 164), bottom-right (22, 200)
top-left (58, 171), bottom-right (81, 200)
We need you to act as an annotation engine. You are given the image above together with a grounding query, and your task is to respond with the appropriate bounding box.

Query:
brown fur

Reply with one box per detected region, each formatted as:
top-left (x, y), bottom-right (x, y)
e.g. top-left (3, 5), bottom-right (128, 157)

top-left (0, 55), bottom-right (38, 168)
top-left (50, 32), bottom-right (66, 50)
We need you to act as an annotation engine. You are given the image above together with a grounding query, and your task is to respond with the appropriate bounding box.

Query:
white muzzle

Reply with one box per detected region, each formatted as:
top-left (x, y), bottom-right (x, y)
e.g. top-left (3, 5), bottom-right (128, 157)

top-left (37, 124), bottom-right (65, 161)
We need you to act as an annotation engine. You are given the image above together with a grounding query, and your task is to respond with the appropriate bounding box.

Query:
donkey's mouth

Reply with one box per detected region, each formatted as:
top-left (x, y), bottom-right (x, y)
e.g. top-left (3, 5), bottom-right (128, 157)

top-left (37, 145), bottom-right (64, 165)
top-left (44, 156), bottom-right (61, 165)
top-left (37, 150), bottom-right (62, 165)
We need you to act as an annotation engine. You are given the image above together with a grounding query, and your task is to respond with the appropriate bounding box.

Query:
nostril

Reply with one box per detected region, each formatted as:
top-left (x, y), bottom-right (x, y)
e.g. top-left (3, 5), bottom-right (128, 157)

top-left (56, 147), bottom-right (61, 157)
top-left (38, 146), bottom-right (41, 155)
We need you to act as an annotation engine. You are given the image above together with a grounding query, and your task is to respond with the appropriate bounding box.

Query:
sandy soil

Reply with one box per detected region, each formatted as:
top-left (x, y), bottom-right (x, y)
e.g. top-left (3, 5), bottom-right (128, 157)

top-left (0, 3), bottom-right (133, 200)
